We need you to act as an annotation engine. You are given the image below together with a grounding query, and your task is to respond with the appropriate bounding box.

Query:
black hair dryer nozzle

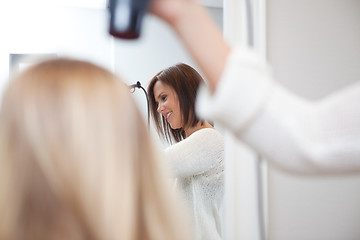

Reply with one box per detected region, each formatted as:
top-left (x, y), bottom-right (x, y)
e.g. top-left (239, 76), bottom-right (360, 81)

top-left (108, 0), bottom-right (149, 39)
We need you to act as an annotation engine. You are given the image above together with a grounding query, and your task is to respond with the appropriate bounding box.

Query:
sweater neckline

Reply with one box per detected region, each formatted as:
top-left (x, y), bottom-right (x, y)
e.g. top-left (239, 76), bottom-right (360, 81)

top-left (186, 127), bottom-right (216, 138)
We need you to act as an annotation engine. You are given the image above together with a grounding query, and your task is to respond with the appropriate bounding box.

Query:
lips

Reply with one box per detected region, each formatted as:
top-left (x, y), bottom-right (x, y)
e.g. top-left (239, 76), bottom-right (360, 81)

top-left (166, 112), bottom-right (172, 120)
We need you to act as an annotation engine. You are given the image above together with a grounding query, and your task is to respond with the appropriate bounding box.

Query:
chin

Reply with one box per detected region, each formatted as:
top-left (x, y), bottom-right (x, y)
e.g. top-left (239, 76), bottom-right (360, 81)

top-left (169, 123), bottom-right (182, 130)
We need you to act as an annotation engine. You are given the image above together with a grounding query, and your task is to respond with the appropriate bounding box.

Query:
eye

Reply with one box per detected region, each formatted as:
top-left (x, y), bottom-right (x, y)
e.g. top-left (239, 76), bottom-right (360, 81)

top-left (161, 95), bottom-right (167, 101)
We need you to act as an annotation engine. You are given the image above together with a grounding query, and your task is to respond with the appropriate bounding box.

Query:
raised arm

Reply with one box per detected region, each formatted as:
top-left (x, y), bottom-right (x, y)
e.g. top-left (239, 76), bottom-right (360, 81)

top-left (150, 0), bottom-right (230, 92)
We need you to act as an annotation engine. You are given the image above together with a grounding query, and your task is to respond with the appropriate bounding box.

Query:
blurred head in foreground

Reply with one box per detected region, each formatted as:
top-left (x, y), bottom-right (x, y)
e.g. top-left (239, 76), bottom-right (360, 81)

top-left (0, 58), bottom-right (191, 240)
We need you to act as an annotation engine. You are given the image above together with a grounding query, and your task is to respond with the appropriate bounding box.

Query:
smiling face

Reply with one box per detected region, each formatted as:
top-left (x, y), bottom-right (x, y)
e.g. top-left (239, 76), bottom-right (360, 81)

top-left (153, 80), bottom-right (183, 130)
top-left (148, 63), bottom-right (205, 143)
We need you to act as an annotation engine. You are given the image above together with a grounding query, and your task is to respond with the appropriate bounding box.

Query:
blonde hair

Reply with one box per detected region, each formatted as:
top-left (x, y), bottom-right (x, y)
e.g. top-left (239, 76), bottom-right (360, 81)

top-left (0, 58), bottom-right (191, 240)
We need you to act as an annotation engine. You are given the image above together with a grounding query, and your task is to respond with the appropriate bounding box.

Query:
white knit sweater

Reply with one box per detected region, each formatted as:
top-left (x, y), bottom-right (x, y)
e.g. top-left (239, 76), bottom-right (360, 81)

top-left (164, 128), bottom-right (224, 240)
top-left (197, 45), bottom-right (360, 174)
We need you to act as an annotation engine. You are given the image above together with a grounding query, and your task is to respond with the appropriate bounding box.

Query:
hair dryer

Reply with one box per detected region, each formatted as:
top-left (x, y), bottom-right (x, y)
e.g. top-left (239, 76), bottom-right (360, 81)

top-left (108, 0), bottom-right (149, 39)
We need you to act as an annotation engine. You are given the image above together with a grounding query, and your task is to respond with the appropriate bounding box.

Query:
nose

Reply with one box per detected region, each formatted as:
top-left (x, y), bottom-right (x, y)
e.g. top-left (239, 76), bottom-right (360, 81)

top-left (157, 103), bottom-right (164, 113)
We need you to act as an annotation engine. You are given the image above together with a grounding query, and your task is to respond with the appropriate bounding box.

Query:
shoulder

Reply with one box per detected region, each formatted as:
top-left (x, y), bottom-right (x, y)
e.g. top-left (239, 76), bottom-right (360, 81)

top-left (165, 128), bottom-right (224, 153)
top-left (188, 128), bottom-right (224, 143)
top-left (186, 128), bottom-right (224, 153)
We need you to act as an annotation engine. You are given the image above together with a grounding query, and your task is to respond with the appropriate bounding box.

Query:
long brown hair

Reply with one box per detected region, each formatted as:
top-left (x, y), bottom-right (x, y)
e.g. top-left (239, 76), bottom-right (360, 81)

top-left (147, 63), bottom-right (205, 144)
top-left (0, 58), bottom-right (191, 240)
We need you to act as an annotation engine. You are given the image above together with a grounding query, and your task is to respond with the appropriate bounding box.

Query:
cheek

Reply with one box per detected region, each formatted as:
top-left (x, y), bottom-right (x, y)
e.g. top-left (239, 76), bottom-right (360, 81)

top-left (175, 104), bottom-right (182, 119)
top-left (174, 109), bottom-right (184, 127)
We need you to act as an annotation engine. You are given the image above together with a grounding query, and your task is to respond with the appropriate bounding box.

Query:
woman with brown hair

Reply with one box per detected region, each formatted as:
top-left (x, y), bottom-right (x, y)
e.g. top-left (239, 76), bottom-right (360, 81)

top-left (148, 63), bottom-right (224, 240)
top-left (0, 58), bottom-right (191, 240)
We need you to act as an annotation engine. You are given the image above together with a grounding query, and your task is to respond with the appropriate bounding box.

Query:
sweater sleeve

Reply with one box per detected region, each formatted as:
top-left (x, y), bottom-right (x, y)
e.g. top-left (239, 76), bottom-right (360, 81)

top-left (196, 45), bottom-right (360, 174)
top-left (164, 129), bottom-right (224, 178)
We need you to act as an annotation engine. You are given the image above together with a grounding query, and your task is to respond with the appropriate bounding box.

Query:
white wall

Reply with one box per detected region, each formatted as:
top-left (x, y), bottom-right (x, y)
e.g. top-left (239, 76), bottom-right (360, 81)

top-left (0, 3), bottom-right (113, 93)
top-left (267, 1), bottom-right (360, 239)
